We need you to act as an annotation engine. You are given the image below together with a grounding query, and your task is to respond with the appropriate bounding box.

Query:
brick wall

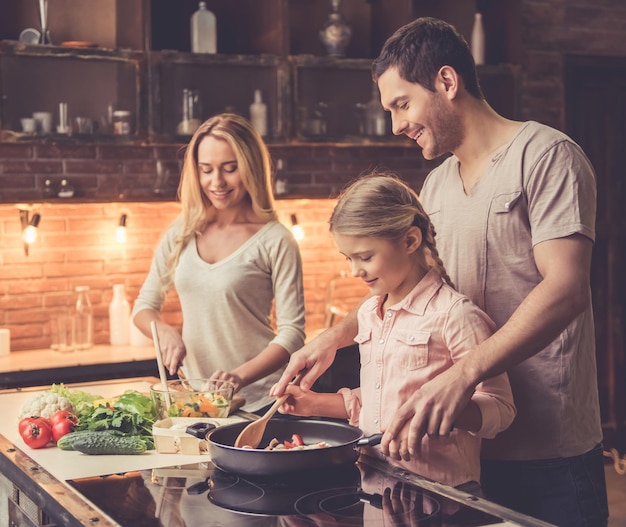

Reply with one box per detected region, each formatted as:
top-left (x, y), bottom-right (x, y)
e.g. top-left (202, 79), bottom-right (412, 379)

top-left (520, 0), bottom-right (626, 128)
top-left (0, 198), bottom-right (375, 351)
top-left (4, 0), bottom-right (626, 353)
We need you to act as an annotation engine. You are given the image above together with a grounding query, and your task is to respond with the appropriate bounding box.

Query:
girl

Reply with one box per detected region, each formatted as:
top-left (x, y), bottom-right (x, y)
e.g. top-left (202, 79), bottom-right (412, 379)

top-left (278, 173), bottom-right (515, 487)
top-left (133, 113), bottom-right (305, 413)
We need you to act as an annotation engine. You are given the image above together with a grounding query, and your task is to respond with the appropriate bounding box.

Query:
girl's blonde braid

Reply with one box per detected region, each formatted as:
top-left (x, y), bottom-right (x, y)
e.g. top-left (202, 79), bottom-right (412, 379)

top-left (414, 213), bottom-right (456, 289)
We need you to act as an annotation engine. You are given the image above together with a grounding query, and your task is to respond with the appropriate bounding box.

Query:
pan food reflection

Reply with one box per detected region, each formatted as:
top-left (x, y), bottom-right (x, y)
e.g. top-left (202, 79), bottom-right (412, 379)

top-left (191, 464), bottom-right (443, 525)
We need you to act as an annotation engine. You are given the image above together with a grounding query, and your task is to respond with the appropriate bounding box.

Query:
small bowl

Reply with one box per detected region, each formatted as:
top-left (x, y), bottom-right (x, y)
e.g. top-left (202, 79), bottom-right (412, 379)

top-left (150, 379), bottom-right (234, 420)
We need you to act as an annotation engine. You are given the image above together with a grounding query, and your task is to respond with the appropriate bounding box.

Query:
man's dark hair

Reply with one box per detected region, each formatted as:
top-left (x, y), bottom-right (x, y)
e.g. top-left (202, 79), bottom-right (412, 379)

top-left (372, 17), bottom-right (484, 99)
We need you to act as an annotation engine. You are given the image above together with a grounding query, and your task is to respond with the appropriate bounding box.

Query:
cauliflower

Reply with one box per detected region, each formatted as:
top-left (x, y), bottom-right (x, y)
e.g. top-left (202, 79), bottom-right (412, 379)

top-left (17, 392), bottom-right (75, 421)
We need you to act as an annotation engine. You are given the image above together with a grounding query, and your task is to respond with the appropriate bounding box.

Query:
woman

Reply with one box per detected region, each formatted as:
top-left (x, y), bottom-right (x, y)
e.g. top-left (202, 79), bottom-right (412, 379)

top-left (133, 113), bottom-right (306, 412)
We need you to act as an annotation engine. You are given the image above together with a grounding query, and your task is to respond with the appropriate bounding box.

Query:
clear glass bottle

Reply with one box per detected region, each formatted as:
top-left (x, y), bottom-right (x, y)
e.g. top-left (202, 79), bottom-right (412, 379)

top-left (471, 12), bottom-right (486, 65)
top-left (109, 284), bottom-right (130, 346)
top-left (74, 285), bottom-right (93, 350)
top-left (190, 1), bottom-right (217, 54)
top-left (249, 89), bottom-right (267, 137)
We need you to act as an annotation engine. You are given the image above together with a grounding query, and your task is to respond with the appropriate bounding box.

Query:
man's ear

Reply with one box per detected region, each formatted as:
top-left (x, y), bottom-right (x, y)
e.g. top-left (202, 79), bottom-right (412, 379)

top-left (437, 65), bottom-right (459, 99)
top-left (405, 226), bottom-right (423, 254)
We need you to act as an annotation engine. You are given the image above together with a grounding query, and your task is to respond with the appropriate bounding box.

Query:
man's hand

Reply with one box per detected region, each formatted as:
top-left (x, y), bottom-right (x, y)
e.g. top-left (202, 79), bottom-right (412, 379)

top-left (381, 363), bottom-right (475, 459)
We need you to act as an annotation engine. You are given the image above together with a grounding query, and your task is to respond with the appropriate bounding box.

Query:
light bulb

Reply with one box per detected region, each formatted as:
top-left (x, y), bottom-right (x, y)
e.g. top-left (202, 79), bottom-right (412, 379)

top-left (23, 225), bottom-right (38, 244)
top-left (22, 213), bottom-right (41, 244)
top-left (116, 214), bottom-right (127, 243)
top-left (291, 214), bottom-right (304, 241)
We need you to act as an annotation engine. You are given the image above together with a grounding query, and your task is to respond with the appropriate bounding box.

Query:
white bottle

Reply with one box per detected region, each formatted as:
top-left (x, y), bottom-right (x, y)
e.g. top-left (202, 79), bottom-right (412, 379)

top-left (74, 286), bottom-right (93, 351)
top-left (249, 89), bottom-right (268, 137)
top-left (471, 12), bottom-right (486, 65)
top-left (109, 284), bottom-right (130, 346)
top-left (190, 1), bottom-right (217, 54)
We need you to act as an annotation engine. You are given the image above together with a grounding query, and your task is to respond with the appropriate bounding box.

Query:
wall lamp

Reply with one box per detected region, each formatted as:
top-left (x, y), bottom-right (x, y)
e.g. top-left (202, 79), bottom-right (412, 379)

top-left (19, 208), bottom-right (41, 256)
top-left (291, 214), bottom-right (304, 242)
top-left (116, 213), bottom-right (128, 244)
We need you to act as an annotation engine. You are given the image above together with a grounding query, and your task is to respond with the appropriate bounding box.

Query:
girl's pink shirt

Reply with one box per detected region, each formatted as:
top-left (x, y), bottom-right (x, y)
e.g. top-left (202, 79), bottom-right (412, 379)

top-left (339, 269), bottom-right (516, 487)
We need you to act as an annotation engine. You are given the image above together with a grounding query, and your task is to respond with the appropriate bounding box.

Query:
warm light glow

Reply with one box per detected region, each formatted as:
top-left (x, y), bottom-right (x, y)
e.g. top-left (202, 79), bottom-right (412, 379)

top-left (22, 213), bottom-right (41, 245)
top-left (291, 214), bottom-right (304, 242)
top-left (22, 224), bottom-right (38, 244)
top-left (116, 214), bottom-right (128, 244)
top-left (116, 225), bottom-right (127, 243)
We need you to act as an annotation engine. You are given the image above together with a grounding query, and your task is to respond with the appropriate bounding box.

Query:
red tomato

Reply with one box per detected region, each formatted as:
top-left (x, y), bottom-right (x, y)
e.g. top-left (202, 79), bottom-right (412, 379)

top-left (50, 410), bottom-right (77, 427)
top-left (51, 417), bottom-right (75, 443)
top-left (20, 419), bottom-right (52, 449)
top-left (283, 434), bottom-right (305, 449)
top-left (18, 416), bottom-right (50, 436)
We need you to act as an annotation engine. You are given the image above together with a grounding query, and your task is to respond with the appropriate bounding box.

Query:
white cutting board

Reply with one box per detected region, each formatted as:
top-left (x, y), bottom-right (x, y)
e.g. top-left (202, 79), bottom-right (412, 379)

top-left (0, 378), bottom-right (242, 481)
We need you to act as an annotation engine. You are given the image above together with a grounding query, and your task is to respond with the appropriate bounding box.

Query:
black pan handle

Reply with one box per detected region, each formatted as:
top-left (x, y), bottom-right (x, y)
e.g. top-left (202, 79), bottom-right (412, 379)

top-left (186, 478), bottom-right (210, 495)
top-left (186, 422), bottom-right (216, 439)
top-left (357, 433), bottom-right (383, 447)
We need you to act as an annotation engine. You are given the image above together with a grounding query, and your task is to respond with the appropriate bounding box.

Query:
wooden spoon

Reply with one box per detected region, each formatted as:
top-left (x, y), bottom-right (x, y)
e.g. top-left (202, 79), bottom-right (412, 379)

top-left (233, 373), bottom-right (303, 449)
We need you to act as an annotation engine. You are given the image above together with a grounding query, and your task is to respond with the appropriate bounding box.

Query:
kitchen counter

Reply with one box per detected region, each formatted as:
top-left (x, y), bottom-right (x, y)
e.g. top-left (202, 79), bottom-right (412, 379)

top-left (0, 345), bottom-right (160, 389)
top-left (0, 377), bottom-right (246, 526)
top-left (0, 378), bottom-right (554, 527)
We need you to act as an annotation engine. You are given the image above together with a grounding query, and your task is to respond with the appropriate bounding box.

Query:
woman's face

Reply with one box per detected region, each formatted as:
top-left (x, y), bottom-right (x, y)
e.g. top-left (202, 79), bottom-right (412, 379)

top-left (197, 135), bottom-right (249, 210)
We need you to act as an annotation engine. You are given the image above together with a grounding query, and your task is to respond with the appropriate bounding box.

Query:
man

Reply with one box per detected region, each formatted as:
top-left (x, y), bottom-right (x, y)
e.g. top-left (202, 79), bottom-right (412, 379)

top-left (272, 17), bottom-right (608, 527)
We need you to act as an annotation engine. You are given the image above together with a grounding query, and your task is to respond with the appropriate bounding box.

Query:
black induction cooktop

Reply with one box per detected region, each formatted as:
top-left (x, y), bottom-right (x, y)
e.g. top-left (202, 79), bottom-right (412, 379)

top-left (67, 455), bottom-right (553, 527)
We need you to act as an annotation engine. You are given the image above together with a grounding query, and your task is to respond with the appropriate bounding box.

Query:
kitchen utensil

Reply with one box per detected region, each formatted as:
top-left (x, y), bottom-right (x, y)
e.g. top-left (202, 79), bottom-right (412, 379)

top-left (150, 378), bottom-right (234, 419)
top-left (233, 372), bottom-right (303, 449)
top-left (150, 320), bottom-right (171, 408)
top-left (50, 312), bottom-right (74, 353)
top-left (33, 112), bottom-right (52, 134)
top-left (208, 418), bottom-right (382, 475)
top-left (19, 28), bottom-right (41, 45)
top-left (20, 118), bottom-right (36, 133)
top-left (38, 0), bottom-right (50, 44)
top-left (57, 102), bottom-right (69, 134)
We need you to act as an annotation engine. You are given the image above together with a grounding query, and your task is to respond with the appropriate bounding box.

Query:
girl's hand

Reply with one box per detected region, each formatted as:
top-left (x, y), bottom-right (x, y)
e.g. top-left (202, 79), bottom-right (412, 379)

top-left (277, 385), bottom-right (320, 417)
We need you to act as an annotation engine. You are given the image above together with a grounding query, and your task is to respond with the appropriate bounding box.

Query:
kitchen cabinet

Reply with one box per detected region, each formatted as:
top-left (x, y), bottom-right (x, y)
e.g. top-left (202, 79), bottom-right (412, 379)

top-left (150, 51), bottom-right (289, 142)
top-left (0, 0), bottom-right (521, 142)
top-left (0, 41), bottom-right (146, 144)
top-left (0, 0), bottom-right (521, 204)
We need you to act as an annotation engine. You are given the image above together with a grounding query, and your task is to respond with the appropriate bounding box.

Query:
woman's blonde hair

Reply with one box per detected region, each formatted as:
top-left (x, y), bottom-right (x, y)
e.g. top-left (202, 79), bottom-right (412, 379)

top-left (163, 113), bottom-right (277, 289)
top-left (329, 172), bottom-right (454, 288)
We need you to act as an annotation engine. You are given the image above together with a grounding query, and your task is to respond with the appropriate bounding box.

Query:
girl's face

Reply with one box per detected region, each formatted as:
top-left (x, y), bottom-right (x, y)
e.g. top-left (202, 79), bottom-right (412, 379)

top-left (197, 135), bottom-right (249, 211)
top-left (333, 230), bottom-right (425, 307)
top-left (377, 66), bottom-right (462, 160)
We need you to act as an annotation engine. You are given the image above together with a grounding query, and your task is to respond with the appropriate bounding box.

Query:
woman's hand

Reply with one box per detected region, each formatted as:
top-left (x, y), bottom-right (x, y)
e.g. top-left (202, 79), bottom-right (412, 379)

top-left (154, 322), bottom-right (187, 375)
top-left (210, 370), bottom-right (243, 393)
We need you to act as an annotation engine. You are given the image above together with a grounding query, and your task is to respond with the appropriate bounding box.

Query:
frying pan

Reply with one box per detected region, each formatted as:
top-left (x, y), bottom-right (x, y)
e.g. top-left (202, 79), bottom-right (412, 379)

top-left (207, 418), bottom-right (382, 476)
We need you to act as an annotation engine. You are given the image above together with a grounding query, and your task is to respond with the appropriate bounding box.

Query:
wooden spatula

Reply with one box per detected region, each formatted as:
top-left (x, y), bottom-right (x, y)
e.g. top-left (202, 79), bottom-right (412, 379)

top-left (233, 373), bottom-right (303, 449)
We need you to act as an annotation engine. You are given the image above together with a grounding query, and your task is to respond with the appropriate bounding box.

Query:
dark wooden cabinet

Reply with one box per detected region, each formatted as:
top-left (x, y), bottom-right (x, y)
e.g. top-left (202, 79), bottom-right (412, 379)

top-left (565, 55), bottom-right (626, 453)
top-left (0, 0), bottom-right (522, 204)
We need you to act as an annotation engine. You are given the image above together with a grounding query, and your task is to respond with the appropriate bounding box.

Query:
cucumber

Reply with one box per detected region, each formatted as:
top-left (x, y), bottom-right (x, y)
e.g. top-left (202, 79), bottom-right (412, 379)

top-left (72, 433), bottom-right (147, 455)
top-left (57, 430), bottom-right (121, 451)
